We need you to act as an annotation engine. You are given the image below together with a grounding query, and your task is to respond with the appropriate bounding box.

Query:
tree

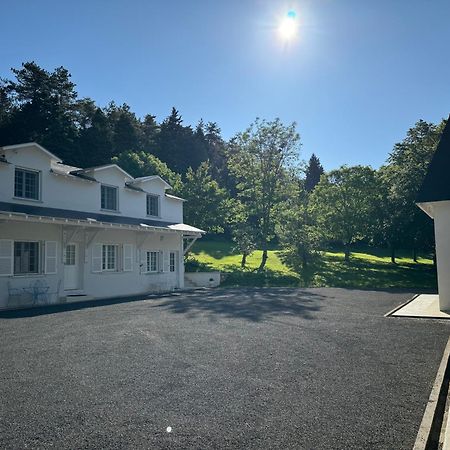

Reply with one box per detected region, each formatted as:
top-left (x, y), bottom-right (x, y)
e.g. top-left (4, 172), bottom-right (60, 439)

top-left (156, 108), bottom-right (208, 174)
top-left (379, 120), bottom-right (445, 262)
top-left (0, 61), bottom-right (79, 160)
top-left (105, 102), bottom-right (141, 156)
top-left (228, 118), bottom-right (301, 271)
top-left (278, 182), bottom-right (321, 269)
top-left (182, 161), bottom-right (229, 233)
top-left (304, 153), bottom-right (324, 192)
top-left (202, 121), bottom-right (229, 185)
top-left (75, 101), bottom-right (113, 167)
top-left (309, 165), bottom-right (380, 262)
top-left (112, 151), bottom-right (183, 194)
top-left (232, 223), bottom-right (257, 268)
top-left (140, 114), bottom-right (159, 150)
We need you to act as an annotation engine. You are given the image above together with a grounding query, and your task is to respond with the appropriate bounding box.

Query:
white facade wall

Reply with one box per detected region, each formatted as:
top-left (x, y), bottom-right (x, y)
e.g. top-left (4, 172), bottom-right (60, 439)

top-left (0, 221), bottom-right (185, 309)
top-left (0, 145), bottom-right (183, 223)
top-left (0, 143), bottom-right (198, 310)
top-left (432, 201), bottom-right (450, 310)
top-left (184, 272), bottom-right (221, 288)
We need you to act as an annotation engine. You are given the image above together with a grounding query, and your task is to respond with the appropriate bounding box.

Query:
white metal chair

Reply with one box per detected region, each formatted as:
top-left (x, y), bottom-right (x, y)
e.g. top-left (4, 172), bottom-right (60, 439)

top-left (7, 280), bottom-right (25, 306)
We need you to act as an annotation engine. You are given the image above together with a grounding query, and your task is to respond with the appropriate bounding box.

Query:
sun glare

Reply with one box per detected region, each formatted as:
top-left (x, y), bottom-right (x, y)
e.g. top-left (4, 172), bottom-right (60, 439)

top-left (278, 10), bottom-right (298, 42)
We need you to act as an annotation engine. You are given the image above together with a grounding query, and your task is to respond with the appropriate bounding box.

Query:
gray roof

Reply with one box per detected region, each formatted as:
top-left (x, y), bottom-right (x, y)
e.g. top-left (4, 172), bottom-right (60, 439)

top-left (416, 117), bottom-right (450, 204)
top-left (0, 201), bottom-right (176, 229)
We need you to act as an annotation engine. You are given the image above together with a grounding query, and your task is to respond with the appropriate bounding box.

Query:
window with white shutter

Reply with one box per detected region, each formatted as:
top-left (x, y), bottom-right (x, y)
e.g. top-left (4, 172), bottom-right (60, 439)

top-left (159, 250), bottom-right (164, 273)
top-left (45, 241), bottom-right (58, 274)
top-left (92, 244), bottom-right (103, 273)
top-left (123, 244), bottom-right (133, 272)
top-left (0, 240), bottom-right (13, 276)
top-left (163, 251), bottom-right (170, 272)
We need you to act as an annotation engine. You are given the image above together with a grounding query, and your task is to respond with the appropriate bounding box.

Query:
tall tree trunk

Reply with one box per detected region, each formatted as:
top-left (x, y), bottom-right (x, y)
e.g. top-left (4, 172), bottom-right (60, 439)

top-left (241, 252), bottom-right (247, 268)
top-left (390, 245), bottom-right (396, 264)
top-left (258, 249), bottom-right (268, 272)
top-left (413, 247), bottom-right (418, 263)
top-left (302, 250), bottom-right (308, 268)
top-left (344, 244), bottom-right (350, 262)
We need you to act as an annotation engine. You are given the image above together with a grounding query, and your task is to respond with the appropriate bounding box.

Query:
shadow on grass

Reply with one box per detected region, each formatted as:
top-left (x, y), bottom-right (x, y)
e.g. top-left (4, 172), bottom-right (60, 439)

top-left (290, 253), bottom-right (437, 290)
top-left (220, 264), bottom-right (301, 288)
top-left (190, 240), bottom-right (240, 259)
top-left (150, 287), bottom-right (324, 322)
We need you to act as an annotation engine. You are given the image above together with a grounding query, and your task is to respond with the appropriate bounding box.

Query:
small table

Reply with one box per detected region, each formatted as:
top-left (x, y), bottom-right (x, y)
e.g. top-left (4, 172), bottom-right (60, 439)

top-left (23, 281), bottom-right (50, 305)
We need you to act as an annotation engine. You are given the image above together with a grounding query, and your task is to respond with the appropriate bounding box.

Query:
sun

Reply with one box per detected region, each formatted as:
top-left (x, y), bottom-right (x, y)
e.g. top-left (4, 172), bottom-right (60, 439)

top-left (278, 10), bottom-right (298, 42)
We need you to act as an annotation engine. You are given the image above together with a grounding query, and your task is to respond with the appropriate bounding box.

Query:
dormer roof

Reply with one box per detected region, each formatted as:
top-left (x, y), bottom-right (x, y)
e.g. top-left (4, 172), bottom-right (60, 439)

top-left (131, 175), bottom-right (172, 190)
top-left (73, 164), bottom-right (134, 181)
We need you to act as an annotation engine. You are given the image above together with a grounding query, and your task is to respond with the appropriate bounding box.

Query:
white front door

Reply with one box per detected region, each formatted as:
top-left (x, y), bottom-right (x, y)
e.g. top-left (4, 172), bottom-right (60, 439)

top-left (64, 243), bottom-right (79, 290)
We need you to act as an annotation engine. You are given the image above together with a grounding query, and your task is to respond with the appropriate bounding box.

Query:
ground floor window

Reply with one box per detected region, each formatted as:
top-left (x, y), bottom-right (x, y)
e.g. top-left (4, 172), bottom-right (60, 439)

top-left (102, 244), bottom-right (118, 271)
top-left (146, 251), bottom-right (159, 273)
top-left (14, 241), bottom-right (39, 275)
top-left (169, 252), bottom-right (176, 272)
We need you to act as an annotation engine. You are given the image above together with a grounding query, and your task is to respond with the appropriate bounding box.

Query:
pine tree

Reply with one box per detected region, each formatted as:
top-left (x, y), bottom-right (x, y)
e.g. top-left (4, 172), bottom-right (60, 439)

top-left (304, 153), bottom-right (324, 192)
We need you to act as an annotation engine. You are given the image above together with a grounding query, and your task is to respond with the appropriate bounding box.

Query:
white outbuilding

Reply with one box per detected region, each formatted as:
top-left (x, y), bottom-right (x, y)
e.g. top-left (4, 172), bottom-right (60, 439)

top-left (416, 117), bottom-right (450, 311)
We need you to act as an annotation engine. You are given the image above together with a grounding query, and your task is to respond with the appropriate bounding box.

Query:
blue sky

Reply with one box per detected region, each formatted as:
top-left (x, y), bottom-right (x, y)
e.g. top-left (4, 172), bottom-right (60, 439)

top-left (2, 0), bottom-right (450, 170)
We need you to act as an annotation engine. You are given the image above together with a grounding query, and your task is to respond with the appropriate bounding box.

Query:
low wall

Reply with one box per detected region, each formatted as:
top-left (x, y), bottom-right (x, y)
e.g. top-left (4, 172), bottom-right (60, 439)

top-left (184, 271), bottom-right (221, 288)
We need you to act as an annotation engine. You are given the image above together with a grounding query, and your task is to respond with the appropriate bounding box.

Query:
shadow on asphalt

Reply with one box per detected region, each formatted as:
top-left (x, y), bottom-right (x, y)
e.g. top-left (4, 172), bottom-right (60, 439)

top-left (150, 288), bottom-right (325, 322)
top-left (0, 293), bottom-right (168, 319)
top-left (0, 288), bottom-right (325, 321)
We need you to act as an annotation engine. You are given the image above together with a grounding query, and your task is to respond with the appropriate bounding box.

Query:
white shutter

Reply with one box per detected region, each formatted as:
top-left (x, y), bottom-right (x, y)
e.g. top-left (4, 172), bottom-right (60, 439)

top-left (163, 250), bottom-right (170, 272)
top-left (45, 241), bottom-right (58, 274)
top-left (92, 244), bottom-right (103, 273)
top-left (0, 240), bottom-right (13, 276)
top-left (139, 249), bottom-right (147, 274)
top-left (123, 244), bottom-right (133, 272)
top-left (159, 250), bottom-right (164, 273)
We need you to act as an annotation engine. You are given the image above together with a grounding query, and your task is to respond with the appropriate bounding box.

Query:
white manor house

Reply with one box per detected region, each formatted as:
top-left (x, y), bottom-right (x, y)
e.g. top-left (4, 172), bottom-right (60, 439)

top-left (0, 142), bottom-right (205, 309)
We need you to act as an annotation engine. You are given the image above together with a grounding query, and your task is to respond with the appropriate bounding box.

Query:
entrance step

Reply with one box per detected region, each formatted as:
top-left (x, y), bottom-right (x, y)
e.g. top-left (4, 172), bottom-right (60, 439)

top-left (63, 294), bottom-right (94, 303)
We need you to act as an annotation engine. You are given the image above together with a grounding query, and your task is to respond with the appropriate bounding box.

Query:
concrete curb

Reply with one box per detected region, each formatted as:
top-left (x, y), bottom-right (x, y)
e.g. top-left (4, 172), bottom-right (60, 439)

top-left (413, 336), bottom-right (450, 450)
top-left (384, 294), bottom-right (419, 317)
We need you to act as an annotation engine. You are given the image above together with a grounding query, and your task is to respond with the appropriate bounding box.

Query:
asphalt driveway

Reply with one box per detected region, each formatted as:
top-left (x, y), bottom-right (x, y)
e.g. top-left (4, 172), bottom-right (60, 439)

top-left (0, 288), bottom-right (449, 449)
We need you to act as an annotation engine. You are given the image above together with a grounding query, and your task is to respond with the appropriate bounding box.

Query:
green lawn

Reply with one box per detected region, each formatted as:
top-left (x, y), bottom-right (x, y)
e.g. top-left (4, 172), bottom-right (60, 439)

top-left (188, 240), bottom-right (437, 290)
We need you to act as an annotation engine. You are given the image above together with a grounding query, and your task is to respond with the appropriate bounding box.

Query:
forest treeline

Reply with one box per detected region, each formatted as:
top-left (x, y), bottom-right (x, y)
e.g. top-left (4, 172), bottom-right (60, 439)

top-left (0, 62), bottom-right (445, 271)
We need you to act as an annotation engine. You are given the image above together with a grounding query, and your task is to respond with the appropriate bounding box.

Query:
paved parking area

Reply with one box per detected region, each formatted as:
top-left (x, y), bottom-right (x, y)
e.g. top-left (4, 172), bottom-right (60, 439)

top-left (0, 287), bottom-right (449, 449)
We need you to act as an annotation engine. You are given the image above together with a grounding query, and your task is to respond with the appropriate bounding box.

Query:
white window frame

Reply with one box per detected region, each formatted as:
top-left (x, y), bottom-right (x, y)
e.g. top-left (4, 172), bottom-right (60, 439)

top-left (14, 167), bottom-right (41, 201)
top-left (101, 184), bottom-right (119, 212)
top-left (146, 251), bottom-right (159, 273)
top-left (169, 252), bottom-right (176, 272)
top-left (102, 244), bottom-right (118, 271)
top-left (13, 240), bottom-right (40, 275)
top-left (146, 194), bottom-right (160, 217)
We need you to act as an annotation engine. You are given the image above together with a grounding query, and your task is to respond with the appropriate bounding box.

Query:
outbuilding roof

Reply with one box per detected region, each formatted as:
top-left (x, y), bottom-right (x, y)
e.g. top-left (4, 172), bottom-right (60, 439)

top-left (416, 116), bottom-right (450, 204)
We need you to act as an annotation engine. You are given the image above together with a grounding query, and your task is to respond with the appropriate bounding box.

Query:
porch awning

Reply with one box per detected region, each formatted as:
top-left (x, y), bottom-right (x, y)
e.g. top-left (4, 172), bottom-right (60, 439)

top-left (0, 201), bottom-right (204, 236)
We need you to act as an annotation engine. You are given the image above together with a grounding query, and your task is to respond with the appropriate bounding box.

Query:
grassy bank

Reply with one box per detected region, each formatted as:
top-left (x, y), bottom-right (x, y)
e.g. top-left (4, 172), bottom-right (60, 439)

top-left (188, 240), bottom-right (437, 290)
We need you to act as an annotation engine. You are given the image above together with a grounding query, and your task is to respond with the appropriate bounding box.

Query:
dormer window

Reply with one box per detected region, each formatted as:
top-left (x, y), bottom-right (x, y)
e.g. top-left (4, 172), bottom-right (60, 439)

top-left (14, 167), bottom-right (40, 200)
top-left (146, 194), bottom-right (159, 217)
top-left (101, 184), bottom-right (118, 211)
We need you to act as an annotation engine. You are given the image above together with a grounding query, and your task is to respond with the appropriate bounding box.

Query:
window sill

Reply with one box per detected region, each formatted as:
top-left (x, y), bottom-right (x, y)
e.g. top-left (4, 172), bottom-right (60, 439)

top-left (13, 197), bottom-right (43, 203)
top-left (100, 209), bottom-right (121, 214)
top-left (13, 273), bottom-right (46, 278)
top-left (146, 215), bottom-right (161, 219)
